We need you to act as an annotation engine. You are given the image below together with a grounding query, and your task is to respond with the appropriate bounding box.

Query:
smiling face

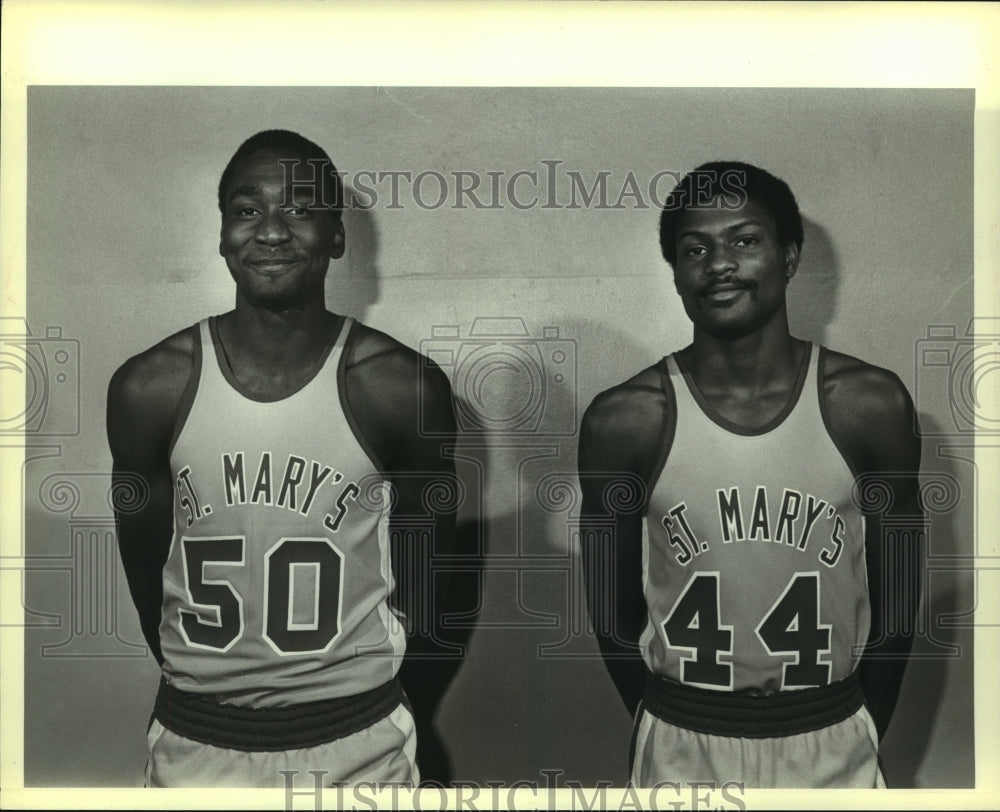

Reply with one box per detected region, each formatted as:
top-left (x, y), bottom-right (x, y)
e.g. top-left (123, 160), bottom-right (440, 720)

top-left (219, 148), bottom-right (344, 311)
top-left (672, 197), bottom-right (799, 340)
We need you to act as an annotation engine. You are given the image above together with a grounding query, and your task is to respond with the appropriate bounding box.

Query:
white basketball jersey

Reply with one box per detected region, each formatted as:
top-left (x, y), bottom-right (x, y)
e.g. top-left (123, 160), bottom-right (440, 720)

top-left (160, 316), bottom-right (405, 706)
top-left (641, 344), bottom-right (870, 693)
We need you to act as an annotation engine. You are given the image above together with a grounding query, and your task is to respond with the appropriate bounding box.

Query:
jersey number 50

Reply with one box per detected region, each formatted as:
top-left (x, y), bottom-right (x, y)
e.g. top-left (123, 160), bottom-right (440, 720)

top-left (177, 536), bottom-right (344, 655)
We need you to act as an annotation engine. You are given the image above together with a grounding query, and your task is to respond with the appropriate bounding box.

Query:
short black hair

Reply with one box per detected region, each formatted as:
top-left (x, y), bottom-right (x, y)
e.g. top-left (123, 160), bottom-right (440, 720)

top-left (217, 129), bottom-right (344, 220)
top-left (658, 161), bottom-right (803, 267)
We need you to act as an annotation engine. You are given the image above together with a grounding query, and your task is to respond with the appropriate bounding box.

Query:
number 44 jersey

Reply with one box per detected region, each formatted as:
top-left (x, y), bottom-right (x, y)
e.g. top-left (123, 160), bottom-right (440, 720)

top-left (160, 317), bottom-right (404, 707)
top-left (641, 345), bottom-right (870, 694)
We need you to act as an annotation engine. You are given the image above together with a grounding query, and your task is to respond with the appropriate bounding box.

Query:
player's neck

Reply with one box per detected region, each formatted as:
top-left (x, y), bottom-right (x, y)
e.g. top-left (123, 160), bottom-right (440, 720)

top-left (222, 299), bottom-right (338, 371)
top-left (685, 317), bottom-right (801, 393)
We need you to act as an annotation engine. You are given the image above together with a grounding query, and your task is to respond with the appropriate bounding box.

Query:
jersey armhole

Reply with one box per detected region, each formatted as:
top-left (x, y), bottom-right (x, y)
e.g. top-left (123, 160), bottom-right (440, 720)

top-left (817, 345), bottom-right (863, 481)
top-left (337, 318), bottom-right (388, 475)
top-left (643, 358), bottom-right (678, 513)
top-left (167, 323), bottom-right (203, 458)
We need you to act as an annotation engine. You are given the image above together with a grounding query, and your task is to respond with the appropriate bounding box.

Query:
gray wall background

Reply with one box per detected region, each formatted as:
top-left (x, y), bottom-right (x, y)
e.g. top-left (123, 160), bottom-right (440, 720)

top-left (21, 86), bottom-right (974, 788)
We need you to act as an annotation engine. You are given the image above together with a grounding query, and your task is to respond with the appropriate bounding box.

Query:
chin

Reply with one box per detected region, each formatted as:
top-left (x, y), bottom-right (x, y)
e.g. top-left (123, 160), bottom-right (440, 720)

top-left (246, 277), bottom-right (327, 309)
top-left (696, 316), bottom-right (762, 341)
top-left (245, 287), bottom-right (307, 311)
top-left (710, 326), bottom-right (754, 341)
top-left (691, 303), bottom-right (782, 342)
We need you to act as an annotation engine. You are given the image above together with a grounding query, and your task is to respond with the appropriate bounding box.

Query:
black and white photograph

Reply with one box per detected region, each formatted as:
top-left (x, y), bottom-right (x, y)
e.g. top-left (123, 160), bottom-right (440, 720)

top-left (2, 2), bottom-right (997, 810)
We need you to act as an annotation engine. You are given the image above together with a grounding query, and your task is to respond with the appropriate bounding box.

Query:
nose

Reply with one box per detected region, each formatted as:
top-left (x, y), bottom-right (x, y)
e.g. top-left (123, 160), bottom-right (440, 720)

top-left (706, 244), bottom-right (737, 276)
top-left (254, 210), bottom-right (292, 245)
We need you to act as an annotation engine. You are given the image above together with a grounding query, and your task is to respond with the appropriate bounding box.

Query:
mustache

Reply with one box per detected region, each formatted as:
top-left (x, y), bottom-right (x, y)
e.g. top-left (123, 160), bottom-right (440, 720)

top-left (699, 278), bottom-right (756, 296)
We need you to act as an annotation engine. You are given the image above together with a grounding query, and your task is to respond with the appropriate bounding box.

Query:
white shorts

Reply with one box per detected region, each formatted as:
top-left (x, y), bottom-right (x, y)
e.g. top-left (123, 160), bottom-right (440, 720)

top-left (145, 701), bottom-right (419, 788)
top-left (631, 704), bottom-right (884, 789)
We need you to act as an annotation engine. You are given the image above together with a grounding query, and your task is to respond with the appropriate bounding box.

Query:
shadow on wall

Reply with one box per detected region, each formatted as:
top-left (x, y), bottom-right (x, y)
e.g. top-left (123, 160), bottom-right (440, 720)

top-left (332, 187), bottom-right (487, 785)
top-left (875, 409), bottom-right (976, 788)
top-left (329, 184), bottom-right (381, 321)
top-left (788, 216), bottom-right (842, 347)
top-left (444, 313), bottom-right (658, 785)
top-left (433, 322), bottom-right (588, 783)
top-left (23, 464), bottom-right (157, 786)
top-left (409, 445), bottom-right (488, 786)
top-left (788, 218), bottom-right (975, 787)
top-left (413, 309), bottom-right (654, 785)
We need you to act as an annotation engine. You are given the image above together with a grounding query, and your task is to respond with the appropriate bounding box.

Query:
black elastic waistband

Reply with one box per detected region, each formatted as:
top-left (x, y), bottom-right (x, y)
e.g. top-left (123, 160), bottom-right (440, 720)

top-left (642, 671), bottom-right (864, 738)
top-left (154, 676), bottom-right (404, 752)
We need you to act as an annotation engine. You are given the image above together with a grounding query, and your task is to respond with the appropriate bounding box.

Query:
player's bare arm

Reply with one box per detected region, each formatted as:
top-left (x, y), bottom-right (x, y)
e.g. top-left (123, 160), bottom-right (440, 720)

top-left (107, 327), bottom-right (196, 666)
top-left (822, 349), bottom-right (923, 740)
top-left (578, 365), bottom-right (671, 716)
top-left (343, 322), bottom-right (459, 705)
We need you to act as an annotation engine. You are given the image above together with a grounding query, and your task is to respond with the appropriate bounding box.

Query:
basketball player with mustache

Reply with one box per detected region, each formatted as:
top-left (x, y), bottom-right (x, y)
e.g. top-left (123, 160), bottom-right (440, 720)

top-left (578, 162), bottom-right (923, 788)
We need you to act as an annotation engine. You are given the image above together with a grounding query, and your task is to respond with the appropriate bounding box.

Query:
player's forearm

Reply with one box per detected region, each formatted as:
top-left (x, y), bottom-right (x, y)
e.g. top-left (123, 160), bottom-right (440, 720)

top-left (388, 504), bottom-right (459, 657)
top-left (860, 636), bottom-right (913, 739)
top-left (116, 526), bottom-right (167, 665)
top-left (596, 635), bottom-right (646, 716)
top-left (860, 498), bottom-right (922, 739)
top-left (580, 519), bottom-right (647, 713)
top-left (861, 575), bottom-right (919, 739)
top-left (138, 607), bottom-right (165, 666)
top-left (394, 524), bottom-right (460, 725)
top-left (122, 573), bottom-right (165, 665)
top-left (111, 463), bottom-right (172, 666)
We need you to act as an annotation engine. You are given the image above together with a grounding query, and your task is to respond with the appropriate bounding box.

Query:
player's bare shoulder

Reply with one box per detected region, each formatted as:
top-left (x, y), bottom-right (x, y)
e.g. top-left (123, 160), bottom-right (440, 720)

top-left (822, 348), bottom-right (914, 425)
top-left (344, 321), bottom-right (418, 376)
top-left (343, 320), bottom-right (455, 469)
top-left (344, 320), bottom-right (452, 406)
top-left (821, 347), bottom-right (918, 473)
top-left (107, 325), bottom-right (198, 454)
top-left (580, 363), bottom-right (672, 475)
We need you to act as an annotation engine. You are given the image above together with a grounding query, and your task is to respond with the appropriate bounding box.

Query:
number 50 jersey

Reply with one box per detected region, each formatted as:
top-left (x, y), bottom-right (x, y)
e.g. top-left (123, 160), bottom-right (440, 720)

top-left (641, 344), bottom-right (870, 694)
top-left (160, 317), bottom-right (404, 707)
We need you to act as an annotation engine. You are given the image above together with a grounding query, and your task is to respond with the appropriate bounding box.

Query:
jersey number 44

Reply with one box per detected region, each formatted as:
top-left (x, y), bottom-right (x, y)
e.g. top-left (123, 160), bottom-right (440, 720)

top-left (663, 571), bottom-right (833, 691)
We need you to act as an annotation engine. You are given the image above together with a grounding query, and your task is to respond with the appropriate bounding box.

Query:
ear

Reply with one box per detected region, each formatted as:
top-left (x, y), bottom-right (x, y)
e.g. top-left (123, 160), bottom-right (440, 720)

top-left (329, 219), bottom-right (346, 260)
top-left (783, 243), bottom-right (800, 282)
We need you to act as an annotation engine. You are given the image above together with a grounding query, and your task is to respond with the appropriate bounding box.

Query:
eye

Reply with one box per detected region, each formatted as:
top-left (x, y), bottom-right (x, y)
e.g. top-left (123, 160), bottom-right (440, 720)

top-left (683, 244), bottom-right (707, 258)
top-left (734, 235), bottom-right (760, 248)
top-left (232, 205), bottom-right (260, 219)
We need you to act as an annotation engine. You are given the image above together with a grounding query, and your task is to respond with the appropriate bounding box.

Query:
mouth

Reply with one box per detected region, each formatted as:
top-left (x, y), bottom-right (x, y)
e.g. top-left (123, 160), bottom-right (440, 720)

top-left (247, 257), bottom-right (299, 272)
top-left (701, 282), bottom-right (751, 305)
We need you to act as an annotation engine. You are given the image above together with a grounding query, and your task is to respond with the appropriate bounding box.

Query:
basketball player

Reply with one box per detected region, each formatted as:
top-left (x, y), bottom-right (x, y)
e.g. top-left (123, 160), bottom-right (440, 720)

top-left (107, 130), bottom-right (458, 787)
top-left (578, 162), bottom-right (923, 788)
